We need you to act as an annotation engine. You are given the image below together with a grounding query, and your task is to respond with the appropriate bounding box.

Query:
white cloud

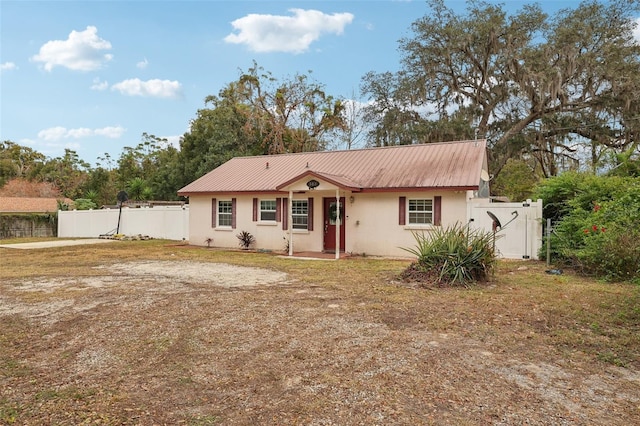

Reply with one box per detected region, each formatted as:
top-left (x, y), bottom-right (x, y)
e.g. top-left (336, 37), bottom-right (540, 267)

top-left (38, 126), bottom-right (68, 141)
top-left (94, 126), bottom-right (126, 138)
top-left (634, 17), bottom-right (640, 43)
top-left (31, 26), bottom-right (113, 71)
top-left (111, 78), bottom-right (182, 98)
top-left (66, 128), bottom-right (94, 139)
top-left (224, 8), bottom-right (354, 53)
top-left (1, 62), bottom-right (17, 71)
top-left (136, 57), bottom-right (149, 69)
top-left (90, 77), bottom-right (109, 91)
top-left (37, 126), bottom-right (126, 141)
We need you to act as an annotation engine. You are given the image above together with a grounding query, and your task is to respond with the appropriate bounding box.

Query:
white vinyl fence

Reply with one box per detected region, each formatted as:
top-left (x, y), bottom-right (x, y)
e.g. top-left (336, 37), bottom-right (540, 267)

top-left (58, 206), bottom-right (189, 241)
top-left (468, 198), bottom-right (543, 260)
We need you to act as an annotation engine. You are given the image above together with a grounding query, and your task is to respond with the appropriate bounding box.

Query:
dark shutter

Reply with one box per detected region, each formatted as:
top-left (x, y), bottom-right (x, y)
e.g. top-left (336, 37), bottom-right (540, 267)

top-left (276, 198), bottom-right (282, 222)
top-left (211, 198), bottom-right (217, 228)
top-left (399, 196), bottom-right (406, 225)
top-left (282, 198), bottom-right (288, 230)
top-left (434, 196), bottom-right (442, 226)
top-left (307, 197), bottom-right (314, 231)
top-left (252, 198), bottom-right (258, 222)
top-left (231, 198), bottom-right (237, 229)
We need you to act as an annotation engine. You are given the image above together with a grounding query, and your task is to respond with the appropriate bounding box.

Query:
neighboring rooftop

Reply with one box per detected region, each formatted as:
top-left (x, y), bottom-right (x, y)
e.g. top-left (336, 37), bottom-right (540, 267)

top-left (0, 197), bottom-right (71, 213)
top-left (178, 140), bottom-right (488, 195)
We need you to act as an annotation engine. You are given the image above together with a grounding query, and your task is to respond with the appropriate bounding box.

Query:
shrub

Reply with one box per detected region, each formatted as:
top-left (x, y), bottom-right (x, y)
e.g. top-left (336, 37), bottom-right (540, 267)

top-left (236, 231), bottom-right (255, 250)
top-left (534, 171), bottom-right (629, 222)
top-left (537, 173), bottom-right (640, 282)
top-left (401, 222), bottom-right (496, 287)
top-left (73, 198), bottom-right (97, 210)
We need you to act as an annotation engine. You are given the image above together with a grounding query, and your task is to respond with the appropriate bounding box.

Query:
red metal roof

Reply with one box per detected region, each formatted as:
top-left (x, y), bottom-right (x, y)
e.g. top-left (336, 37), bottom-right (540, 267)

top-left (178, 140), bottom-right (488, 195)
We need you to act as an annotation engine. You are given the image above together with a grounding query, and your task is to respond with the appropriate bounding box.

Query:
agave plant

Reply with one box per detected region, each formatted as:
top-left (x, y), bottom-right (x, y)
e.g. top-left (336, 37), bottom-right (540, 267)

top-left (402, 222), bottom-right (496, 286)
top-left (236, 230), bottom-right (255, 250)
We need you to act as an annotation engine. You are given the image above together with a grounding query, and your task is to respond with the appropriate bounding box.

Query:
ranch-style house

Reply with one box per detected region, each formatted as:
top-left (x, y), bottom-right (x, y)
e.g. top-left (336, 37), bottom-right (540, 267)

top-left (177, 139), bottom-right (491, 259)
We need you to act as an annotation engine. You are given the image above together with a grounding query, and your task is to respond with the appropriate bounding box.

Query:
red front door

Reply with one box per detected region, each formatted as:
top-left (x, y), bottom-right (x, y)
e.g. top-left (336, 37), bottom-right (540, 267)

top-left (323, 197), bottom-right (345, 252)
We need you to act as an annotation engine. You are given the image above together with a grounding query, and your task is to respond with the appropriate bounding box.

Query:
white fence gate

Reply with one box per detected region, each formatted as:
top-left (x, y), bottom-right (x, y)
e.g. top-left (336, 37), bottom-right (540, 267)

top-left (58, 206), bottom-right (189, 241)
top-left (468, 198), bottom-right (543, 260)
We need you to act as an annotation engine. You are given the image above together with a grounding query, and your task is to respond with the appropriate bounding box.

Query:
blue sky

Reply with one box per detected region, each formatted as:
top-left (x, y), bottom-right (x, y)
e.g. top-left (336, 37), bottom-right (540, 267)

top-left (0, 0), bottom-right (630, 167)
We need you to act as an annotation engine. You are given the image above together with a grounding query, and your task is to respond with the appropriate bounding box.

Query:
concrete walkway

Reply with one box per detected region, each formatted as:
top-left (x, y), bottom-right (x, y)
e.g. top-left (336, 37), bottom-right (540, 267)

top-left (0, 239), bottom-right (118, 250)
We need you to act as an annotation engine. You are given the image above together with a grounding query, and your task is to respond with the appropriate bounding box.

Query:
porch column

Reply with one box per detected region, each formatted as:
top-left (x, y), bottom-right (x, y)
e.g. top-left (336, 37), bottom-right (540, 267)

top-left (288, 190), bottom-right (294, 256)
top-left (335, 189), bottom-right (340, 260)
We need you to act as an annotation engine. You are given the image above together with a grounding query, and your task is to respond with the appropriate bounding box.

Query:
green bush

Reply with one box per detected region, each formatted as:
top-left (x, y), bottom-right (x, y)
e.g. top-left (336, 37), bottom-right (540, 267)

top-left (536, 173), bottom-right (640, 282)
top-left (401, 222), bottom-right (496, 287)
top-left (73, 198), bottom-right (97, 210)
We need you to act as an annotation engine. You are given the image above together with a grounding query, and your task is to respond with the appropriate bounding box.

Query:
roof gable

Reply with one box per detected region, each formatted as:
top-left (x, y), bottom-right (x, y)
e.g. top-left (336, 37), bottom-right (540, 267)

top-left (178, 140), bottom-right (488, 195)
top-left (276, 170), bottom-right (363, 192)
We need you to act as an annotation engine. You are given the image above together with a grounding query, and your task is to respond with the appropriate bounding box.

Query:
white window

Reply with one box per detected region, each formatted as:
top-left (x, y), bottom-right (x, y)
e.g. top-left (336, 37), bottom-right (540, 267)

top-left (260, 199), bottom-right (277, 221)
top-left (408, 199), bottom-right (433, 224)
top-left (218, 200), bottom-right (233, 227)
top-left (292, 200), bottom-right (308, 230)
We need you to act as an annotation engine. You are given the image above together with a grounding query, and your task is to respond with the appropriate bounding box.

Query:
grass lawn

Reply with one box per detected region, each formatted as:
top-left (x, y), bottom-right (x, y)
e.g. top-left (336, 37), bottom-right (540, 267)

top-left (1, 239), bottom-right (639, 425)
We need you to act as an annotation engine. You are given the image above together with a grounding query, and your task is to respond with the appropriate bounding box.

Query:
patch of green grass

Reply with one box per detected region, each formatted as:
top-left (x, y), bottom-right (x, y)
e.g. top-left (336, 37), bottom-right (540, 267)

top-left (0, 400), bottom-right (20, 424)
top-left (597, 351), bottom-right (627, 367)
top-left (1, 358), bottom-right (31, 377)
top-left (187, 414), bottom-right (219, 425)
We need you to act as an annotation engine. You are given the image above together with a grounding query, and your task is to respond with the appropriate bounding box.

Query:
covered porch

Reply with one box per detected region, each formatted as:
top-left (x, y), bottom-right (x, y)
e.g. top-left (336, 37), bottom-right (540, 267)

top-left (276, 170), bottom-right (362, 260)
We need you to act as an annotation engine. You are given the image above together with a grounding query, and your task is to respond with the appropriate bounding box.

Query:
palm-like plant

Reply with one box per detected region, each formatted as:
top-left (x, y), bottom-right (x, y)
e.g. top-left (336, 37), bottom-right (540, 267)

top-left (402, 223), bottom-right (496, 286)
top-left (126, 177), bottom-right (147, 201)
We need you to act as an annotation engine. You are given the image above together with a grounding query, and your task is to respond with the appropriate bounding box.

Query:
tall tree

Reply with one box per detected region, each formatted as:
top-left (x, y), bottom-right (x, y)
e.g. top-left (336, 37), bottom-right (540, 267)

top-left (179, 62), bottom-right (347, 184)
top-left (0, 140), bottom-right (47, 185)
top-left (231, 62), bottom-right (347, 154)
top-left (83, 165), bottom-right (118, 206)
top-left (40, 149), bottom-right (90, 199)
top-left (114, 132), bottom-right (182, 200)
top-left (334, 93), bottom-right (368, 150)
top-left (362, 0), bottom-right (640, 177)
top-left (148, 143), bottom-right (183, 200)
top-left (179, 90), bottom-right (255, 187)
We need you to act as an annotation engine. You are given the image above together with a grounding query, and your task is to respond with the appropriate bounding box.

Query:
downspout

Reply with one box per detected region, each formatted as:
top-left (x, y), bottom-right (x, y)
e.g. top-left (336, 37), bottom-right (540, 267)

top-left (335, 189), bottom-right (340, 260)
top-left (288, 190), bottom-right (294, 256)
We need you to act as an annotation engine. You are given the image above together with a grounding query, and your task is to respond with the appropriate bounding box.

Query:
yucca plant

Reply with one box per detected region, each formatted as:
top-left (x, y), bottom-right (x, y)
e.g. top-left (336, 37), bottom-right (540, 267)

top-left (236, 230), bottom-right (255, 250)
top-left (401, 222), bottom-right (496, 287)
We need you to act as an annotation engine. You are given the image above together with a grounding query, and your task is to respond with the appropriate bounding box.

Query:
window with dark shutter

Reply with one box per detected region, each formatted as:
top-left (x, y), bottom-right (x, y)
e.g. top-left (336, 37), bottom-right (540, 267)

top-left (217, 200), bottom-right (232, 227)
top-left (408, 199), bottom-right (433, 224)
top-left (259, 199), bottom-right (277, 221)
top-left (291, 200), bottom-right (308, 230)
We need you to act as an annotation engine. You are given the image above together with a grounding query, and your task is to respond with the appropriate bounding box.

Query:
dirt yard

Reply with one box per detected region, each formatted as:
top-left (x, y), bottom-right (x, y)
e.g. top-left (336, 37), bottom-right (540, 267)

top-left (1, 241), bottom-right (639, 425)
